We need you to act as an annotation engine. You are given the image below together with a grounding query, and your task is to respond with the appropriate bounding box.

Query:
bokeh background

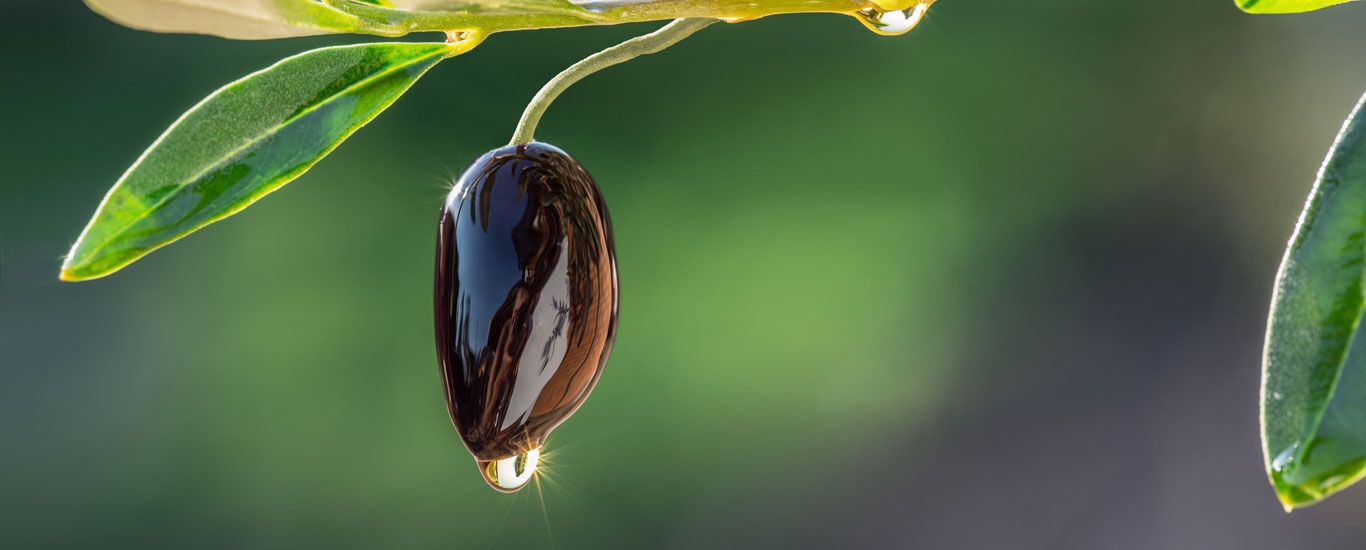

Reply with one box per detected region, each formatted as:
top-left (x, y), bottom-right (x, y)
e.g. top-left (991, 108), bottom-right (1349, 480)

top-left (7, 0), bottom-right (1366, 547)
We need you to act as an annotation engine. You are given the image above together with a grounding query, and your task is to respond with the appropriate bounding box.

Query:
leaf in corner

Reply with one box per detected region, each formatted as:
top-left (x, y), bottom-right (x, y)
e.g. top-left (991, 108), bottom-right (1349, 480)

top-left (1237, 0), bottom-right (1358, 13)
top-left (1264, 91), bottom-right (1366, 510)
top-left (61, 40), bottom-right (480, 281)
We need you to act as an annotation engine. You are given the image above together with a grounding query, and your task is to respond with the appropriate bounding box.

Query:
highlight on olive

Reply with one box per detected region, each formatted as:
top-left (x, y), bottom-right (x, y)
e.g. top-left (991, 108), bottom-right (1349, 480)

top-left (434, 141), bottom-right (619, 492)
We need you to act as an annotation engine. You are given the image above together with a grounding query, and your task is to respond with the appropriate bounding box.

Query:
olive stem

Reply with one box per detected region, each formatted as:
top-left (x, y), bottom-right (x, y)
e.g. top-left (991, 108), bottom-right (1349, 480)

top-left (323, 0), bottom-right (904, 36)
top-left (508, 18), bottom-right (717, 146)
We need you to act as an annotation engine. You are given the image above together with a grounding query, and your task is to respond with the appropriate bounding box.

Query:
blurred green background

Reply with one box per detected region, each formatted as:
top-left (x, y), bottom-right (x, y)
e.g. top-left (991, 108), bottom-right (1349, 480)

top-left (7, 0), bottom-right (1366, 547)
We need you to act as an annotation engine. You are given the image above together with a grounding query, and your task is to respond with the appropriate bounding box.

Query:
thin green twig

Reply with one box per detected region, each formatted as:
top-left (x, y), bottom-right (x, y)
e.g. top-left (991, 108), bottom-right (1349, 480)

top-left (508, 18), bottom-right (717, 145)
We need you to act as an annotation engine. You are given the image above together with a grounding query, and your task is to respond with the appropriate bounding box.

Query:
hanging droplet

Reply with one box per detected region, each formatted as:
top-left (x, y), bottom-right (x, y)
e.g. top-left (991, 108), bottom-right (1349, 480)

top-left (478, 448), bottom-right (542, 492)
top-left (854, 2), bottom-right (930, 36)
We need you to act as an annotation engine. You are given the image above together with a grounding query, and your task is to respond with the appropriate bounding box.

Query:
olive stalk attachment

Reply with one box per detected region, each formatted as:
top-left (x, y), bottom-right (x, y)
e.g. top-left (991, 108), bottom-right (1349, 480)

top-left (509, 17), bottom-right (717, 145)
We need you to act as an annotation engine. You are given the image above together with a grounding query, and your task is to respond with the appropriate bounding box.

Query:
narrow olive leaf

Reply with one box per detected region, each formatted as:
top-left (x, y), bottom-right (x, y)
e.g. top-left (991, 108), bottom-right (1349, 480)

top-left (61, 40), bottom-right (481, 281)
top-left (82, 0), bottom-right (371, 39)
top-left (1263, 91), bottom-right (1366, 511)
top-left (1237, 0), bottom-right (1358, 13)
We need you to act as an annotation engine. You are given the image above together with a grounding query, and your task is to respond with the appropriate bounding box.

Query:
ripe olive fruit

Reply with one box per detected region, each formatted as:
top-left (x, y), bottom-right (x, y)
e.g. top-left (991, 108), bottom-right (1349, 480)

top-left (434, 141), bottom-right (619, 492)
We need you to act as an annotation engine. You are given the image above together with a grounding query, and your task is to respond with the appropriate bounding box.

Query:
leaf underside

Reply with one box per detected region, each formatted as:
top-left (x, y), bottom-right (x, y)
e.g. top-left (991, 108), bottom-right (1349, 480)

top-left (79, 0), bottom-right (604, 39)
top-left (1263, 91), bottom-right (1366, 511)
top-left (61, 41), bottom-right (472, 281)
top-left (1237, 0), bottom-right (1358, 13)
top-left (82, 0), bottom-right (367, 39)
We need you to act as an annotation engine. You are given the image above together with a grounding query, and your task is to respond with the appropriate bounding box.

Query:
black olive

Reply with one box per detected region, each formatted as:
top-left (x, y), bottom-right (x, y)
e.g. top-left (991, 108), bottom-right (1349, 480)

top-left (434, 141), bottom-right (619, 492)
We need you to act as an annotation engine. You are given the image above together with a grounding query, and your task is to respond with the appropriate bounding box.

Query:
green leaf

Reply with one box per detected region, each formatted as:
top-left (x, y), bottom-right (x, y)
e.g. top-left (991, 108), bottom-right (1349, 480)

top-left (1264, 91), bottom-right (1366, 510)
top-left (61, 40), bottom-right (480, 281)
top-left (1237, 0), bottom-right (1358, 13)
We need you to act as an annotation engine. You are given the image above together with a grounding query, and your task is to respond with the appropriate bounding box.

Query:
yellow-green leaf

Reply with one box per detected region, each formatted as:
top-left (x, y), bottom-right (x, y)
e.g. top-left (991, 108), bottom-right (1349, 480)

top-left (61, 40), bottom-right (481, 281)
top-left (1237, 0), bottom-right (1359, 13)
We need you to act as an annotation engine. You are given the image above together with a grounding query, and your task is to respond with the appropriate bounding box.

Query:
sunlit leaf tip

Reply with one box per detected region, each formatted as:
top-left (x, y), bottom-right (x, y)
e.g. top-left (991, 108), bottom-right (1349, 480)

top-left (1236, 0), bottom-right (1359, 13)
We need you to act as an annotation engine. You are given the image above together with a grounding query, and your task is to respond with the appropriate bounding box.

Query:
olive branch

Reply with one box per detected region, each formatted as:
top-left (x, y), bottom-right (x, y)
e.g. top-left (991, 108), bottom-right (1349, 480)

top-left (62, 0), bottom-right (933, 280)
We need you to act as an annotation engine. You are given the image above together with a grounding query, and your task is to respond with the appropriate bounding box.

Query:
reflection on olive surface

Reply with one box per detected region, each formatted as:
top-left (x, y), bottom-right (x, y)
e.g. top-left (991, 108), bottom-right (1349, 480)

top-left (434, 141), bottom-right (618, 491)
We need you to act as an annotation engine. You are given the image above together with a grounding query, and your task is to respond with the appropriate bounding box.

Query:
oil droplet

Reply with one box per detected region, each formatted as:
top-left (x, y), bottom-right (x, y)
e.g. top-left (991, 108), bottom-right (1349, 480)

top-left (478, 448), bottom-right (541, 492)
top-left (855, 2), bottom-right (930, 36)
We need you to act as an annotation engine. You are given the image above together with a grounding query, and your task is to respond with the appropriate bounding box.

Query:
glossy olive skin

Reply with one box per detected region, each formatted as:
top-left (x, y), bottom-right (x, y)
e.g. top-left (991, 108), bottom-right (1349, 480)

top-left (435, 142), bottom-right (619, 463)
